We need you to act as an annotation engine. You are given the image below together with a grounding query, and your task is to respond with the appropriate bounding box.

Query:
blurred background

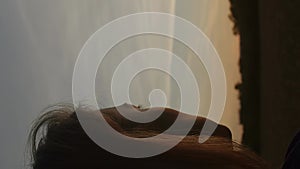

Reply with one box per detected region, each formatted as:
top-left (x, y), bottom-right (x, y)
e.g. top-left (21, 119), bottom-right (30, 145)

top-left (0, 0), bottom-right (299, 169)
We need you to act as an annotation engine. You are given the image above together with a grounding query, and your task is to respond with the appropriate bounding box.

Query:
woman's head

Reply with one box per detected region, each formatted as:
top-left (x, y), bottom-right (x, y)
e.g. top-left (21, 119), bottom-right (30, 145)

top-left (28, 104), bottom-right (269, 169)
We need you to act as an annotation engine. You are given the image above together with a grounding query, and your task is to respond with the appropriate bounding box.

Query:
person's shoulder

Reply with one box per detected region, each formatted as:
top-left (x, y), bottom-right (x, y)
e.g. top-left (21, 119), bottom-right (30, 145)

top-left (282, 131), bottom-right (300, 169)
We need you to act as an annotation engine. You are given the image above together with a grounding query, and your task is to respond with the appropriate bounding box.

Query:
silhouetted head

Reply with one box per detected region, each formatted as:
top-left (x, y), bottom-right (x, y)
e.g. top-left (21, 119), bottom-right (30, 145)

top-left (28, 104), bottom-right (269, 169)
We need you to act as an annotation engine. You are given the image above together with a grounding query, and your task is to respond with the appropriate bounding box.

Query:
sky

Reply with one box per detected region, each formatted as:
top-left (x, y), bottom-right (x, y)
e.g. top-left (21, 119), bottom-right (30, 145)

top-left (0, 0), bottom-right (241, 168)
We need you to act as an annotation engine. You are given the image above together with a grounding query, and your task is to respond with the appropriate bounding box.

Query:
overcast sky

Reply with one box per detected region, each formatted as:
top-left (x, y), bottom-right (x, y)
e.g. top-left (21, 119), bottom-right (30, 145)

top-left (0, 1), bottom-right (241, 169)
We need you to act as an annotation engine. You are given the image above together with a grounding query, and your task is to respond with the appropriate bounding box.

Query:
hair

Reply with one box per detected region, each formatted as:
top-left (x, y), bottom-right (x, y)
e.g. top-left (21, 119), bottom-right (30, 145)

top-left (28, 104), bottom-right (269, 169)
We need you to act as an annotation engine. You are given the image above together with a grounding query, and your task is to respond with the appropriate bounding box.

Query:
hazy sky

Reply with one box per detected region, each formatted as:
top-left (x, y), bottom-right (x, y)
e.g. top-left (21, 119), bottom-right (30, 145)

top-left (0, 1), bottom-right (241, 169)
